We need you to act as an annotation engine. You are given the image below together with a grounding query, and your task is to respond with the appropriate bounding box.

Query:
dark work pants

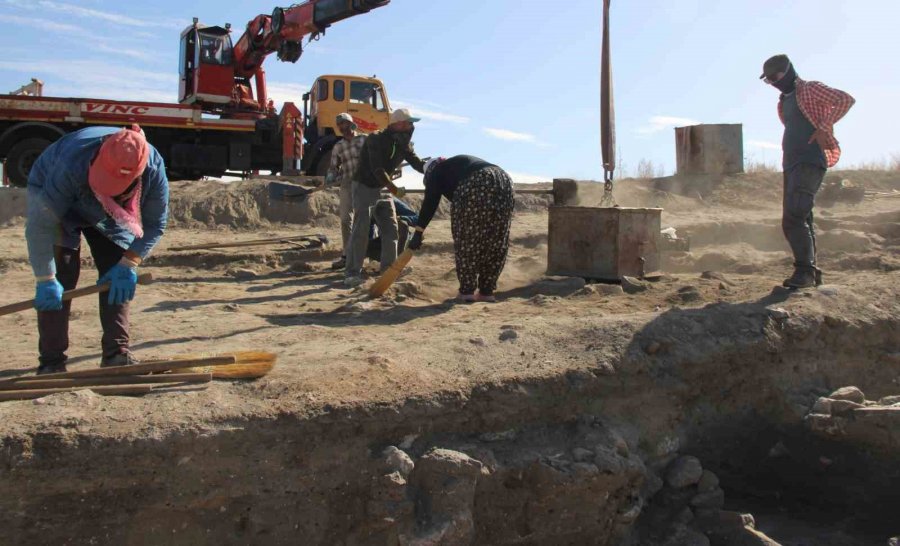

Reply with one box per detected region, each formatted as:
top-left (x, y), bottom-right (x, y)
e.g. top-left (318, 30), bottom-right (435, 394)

top-left (37, 228), bottom-right (129, 369)
top-left (782, 163), bottom-right (826, 270)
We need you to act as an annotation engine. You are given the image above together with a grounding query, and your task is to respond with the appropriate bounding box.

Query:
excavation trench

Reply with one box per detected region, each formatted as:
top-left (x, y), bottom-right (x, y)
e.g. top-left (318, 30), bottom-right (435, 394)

top-left (2, 286), bottom-right (898, 546)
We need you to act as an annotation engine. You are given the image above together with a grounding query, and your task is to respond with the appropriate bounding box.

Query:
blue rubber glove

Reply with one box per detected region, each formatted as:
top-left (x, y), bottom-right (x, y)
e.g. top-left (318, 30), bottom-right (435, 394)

top-left (34, 279), bottom-right (64, 311)
top-left (97, 263), bottom-right (138, 306)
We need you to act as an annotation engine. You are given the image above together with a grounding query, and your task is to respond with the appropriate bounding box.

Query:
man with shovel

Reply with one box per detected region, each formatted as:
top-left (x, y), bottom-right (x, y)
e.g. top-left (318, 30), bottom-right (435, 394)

top-left (344, 108), bottom-right (426, 287)
top-left (761, 54), bottom-right (854, 288)
top-left (25, 125), bottom-right (169, 375)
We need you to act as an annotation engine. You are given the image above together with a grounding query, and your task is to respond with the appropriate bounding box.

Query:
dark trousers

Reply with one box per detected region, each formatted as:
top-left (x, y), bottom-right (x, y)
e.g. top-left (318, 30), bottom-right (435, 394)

top-left (450, 167), bottom-right (515, 295)
top-left (37, 228), bottom-right (130, 369)
top-left (782, 163), bottom-right (826, 270)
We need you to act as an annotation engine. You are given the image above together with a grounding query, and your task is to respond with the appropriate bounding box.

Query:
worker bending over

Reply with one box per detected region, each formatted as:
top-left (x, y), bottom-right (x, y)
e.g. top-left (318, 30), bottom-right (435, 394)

top-left (409, 155), bottom-right (515, 302)
top-left (345, 108), bottom-right (425, 287)
top-left (26, 125), bottom-right (169, 374)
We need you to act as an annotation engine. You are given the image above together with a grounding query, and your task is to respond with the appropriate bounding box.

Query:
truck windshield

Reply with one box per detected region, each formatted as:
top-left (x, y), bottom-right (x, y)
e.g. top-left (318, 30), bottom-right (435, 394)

top-left (350, 81), bottom-right (387, 111)
top-left (199, 33), bottom-right (233, 65)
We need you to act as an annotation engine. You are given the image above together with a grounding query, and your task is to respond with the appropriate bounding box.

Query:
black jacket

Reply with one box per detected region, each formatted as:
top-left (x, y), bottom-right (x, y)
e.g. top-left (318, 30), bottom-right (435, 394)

top-left (356, 128), bottom-right (425, 188)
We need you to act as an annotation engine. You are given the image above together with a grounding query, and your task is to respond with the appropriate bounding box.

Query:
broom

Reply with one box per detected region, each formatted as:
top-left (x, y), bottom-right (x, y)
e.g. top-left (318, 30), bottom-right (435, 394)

top-left (170, 351), bottom-right (277, 379)
top-left (2, 352), bottom-right (276, 383)
top-left (368, 249), bottom-right (415, 298)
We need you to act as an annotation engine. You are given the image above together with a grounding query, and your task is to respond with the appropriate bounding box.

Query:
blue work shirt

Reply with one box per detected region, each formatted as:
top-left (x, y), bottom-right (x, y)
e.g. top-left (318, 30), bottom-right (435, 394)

top-left (25, 127), bottom-right (169, 278)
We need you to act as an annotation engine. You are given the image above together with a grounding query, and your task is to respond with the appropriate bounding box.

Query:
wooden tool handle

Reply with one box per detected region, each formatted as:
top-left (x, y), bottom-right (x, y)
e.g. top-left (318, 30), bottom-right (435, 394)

top-left (0, 384), bottom-right (155, 402)
top-left (0, 273), bottom-right (153, 317)
top-left (369, 249), bottom-right (415, 298)
top-left (2, 355), bottom-right (235, 383)
top-left (0, 373), bottom-right (212, 392)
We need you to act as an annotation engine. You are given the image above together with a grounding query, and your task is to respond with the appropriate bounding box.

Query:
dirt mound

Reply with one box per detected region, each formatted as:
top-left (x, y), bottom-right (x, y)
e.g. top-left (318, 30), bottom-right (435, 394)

top-left (0, 187), bottom-right (27, 225)
top-left (167, 179), bottom-right (341, 229)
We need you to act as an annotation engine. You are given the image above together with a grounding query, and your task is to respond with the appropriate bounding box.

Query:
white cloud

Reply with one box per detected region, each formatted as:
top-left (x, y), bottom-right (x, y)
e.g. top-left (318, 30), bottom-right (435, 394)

top-left (397, 167), bottom-right (549, 190)
top-left (4, 0), bottom-right (183, 28)
top-left (0, 13), bottom-right (163, 61)
top-left (507, 171), bottom-right (550, 184)
top-left (0, 59), bottom-right (173, 102)
top-left (399, 167), bottom-right (424, 189)
top-left (637, 115), bottom-right (700, 134)
top-left (747, 140), bottom-right (780, 150)
top-left (392, 100), bottom-right (470, 124)
top-left (483, 127), bottom-right (538, 143)
top-left (91, 43), bottom-right (158, 62)
top-left (0, 13), bottom-right (90, 36)
top-left (266, 82), bottom-right (310, 108)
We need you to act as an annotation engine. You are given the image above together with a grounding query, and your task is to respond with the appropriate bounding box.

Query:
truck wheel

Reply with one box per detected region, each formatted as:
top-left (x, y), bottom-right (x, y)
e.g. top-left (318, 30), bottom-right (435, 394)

top-left (6, 137), bottom-right (51, 187)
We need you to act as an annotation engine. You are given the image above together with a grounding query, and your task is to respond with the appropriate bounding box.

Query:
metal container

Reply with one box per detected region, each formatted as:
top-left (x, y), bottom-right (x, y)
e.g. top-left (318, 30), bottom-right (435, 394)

top-left (675, 124), bottom-right (744, 175)
top-left (547, 206), bottom-right (662, 280)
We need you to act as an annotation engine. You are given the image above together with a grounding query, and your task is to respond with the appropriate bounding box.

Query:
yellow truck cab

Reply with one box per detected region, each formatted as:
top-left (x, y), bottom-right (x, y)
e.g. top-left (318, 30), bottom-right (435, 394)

top-left (302, 74), bottom-right (391, 176)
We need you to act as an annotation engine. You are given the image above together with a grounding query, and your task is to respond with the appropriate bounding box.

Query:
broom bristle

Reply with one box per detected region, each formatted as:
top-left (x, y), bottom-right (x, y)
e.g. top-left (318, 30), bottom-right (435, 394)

top-left (160, 351), bottom-right (277, 379)
top-left (182, 361), bottom-right (275, 379)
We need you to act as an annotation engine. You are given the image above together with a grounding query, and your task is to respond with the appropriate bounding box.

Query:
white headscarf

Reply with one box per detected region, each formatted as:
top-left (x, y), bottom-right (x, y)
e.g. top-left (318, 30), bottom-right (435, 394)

top-left (424, 157), bottom-right (445, 184)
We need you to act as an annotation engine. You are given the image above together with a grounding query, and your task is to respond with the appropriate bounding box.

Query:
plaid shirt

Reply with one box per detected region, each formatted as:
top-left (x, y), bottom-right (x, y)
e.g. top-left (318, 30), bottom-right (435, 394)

top-left (327, 134), bottom-right (366, 186)
top-left (777, 78), bottom-right (855, 168)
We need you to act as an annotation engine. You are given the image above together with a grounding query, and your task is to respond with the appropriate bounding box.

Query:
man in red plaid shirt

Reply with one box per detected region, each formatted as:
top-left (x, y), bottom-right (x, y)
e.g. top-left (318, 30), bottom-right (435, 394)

top-left (761, 54), bottom-right (855, 288)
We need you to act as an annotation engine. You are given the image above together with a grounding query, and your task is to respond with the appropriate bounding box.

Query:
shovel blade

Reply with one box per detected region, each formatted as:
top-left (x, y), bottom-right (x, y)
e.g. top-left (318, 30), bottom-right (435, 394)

top-left (268, 181), bottom-right (315, 202)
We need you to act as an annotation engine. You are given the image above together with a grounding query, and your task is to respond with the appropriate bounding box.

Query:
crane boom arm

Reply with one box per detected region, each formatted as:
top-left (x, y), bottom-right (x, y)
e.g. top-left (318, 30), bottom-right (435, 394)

top-left (232, 0), bottom-right (389, 79)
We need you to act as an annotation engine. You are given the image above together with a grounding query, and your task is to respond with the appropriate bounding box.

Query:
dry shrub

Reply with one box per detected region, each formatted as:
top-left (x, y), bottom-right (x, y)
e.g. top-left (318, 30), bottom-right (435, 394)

top-left (745, 159), bottom-right (778, 173)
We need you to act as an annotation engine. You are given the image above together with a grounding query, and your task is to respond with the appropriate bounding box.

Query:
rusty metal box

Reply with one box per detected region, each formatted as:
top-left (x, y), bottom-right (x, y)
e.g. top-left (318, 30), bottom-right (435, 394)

top-left (675, 123), bottom-right (744, 175)
top-left (547, 206), bottom-right (662, 280)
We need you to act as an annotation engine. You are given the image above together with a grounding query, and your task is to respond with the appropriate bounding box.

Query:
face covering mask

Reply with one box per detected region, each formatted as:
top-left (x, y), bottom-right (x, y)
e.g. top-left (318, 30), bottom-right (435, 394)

top-left (391, 128), bottom-right (413, 146)
top-left (773, 63), bottom-right (798, 94)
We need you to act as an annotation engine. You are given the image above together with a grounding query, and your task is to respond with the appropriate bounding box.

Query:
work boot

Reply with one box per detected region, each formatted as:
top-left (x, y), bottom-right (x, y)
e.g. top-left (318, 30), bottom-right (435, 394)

top-left (331, 256), bottom-right (346, 270)
top-left (36, 363), bottom-right (67, 376)
top-left (782, 267), bottom-right (816, 289)
top-left (100, 352), bottom-right (139, 368)
top-left (344, 276), bottom-right (363, 288)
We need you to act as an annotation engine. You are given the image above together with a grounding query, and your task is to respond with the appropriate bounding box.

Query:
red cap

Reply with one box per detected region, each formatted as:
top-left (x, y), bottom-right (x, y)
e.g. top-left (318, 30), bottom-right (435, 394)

top-left (88, 125), bottom-right (150, 196)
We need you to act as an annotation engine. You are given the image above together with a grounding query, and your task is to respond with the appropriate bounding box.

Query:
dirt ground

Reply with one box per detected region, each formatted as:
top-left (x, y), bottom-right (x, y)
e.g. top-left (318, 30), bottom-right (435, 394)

top-left (1, 171), bottom-right (897, 388)
top-left (0, 170), bottom-right (898, 545)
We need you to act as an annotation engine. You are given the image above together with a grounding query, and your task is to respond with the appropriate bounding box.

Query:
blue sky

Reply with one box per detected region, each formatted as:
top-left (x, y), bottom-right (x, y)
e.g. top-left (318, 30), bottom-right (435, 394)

top-left (1, 0), bottom-right (898, 186)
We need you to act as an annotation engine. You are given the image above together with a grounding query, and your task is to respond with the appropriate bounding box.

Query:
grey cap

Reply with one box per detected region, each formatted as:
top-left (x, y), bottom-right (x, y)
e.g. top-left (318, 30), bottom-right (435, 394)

top-left (335, 112), bottom-right (357, 130)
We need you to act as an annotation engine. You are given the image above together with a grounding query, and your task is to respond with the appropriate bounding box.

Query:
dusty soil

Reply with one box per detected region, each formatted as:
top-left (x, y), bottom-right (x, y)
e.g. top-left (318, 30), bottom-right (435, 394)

top-left (0, 171), bottom-right (898, 545)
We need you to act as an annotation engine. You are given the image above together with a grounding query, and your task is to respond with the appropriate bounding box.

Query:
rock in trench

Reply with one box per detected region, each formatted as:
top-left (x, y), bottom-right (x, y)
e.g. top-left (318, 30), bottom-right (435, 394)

top-left (828, 386), bottom-right (865, 404)
top-left (621, 276), bottom-right (650, 294)
top-left (666, 455), bottom-right (704, 488)
top-left (384, 446), bottom-right (415, 478)
top-left (697, 469), bottom-right (720, 493)
top-left (810, 397), bottom-right (833, 415)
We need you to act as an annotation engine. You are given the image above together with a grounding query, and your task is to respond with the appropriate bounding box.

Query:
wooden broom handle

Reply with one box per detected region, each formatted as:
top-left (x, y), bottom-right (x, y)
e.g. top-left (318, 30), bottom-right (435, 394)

top-left (0, 373), bottom-right (212, 392)
top-left (0, 384), bottom-right (155, 402)
top-left (1, 355), bottom-right (236, 383)
top-left (0, 273), bottom-right (153, 317)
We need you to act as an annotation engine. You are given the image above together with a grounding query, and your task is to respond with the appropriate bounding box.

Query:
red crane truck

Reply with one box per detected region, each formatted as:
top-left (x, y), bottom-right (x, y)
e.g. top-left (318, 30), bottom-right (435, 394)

top-left (0, 0), bottom-right (391, 187)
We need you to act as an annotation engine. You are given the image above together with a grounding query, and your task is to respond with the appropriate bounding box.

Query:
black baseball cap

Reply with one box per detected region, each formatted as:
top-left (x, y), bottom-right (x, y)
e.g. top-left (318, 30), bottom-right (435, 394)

top-left (760, 54), bottom-right (791, 80)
